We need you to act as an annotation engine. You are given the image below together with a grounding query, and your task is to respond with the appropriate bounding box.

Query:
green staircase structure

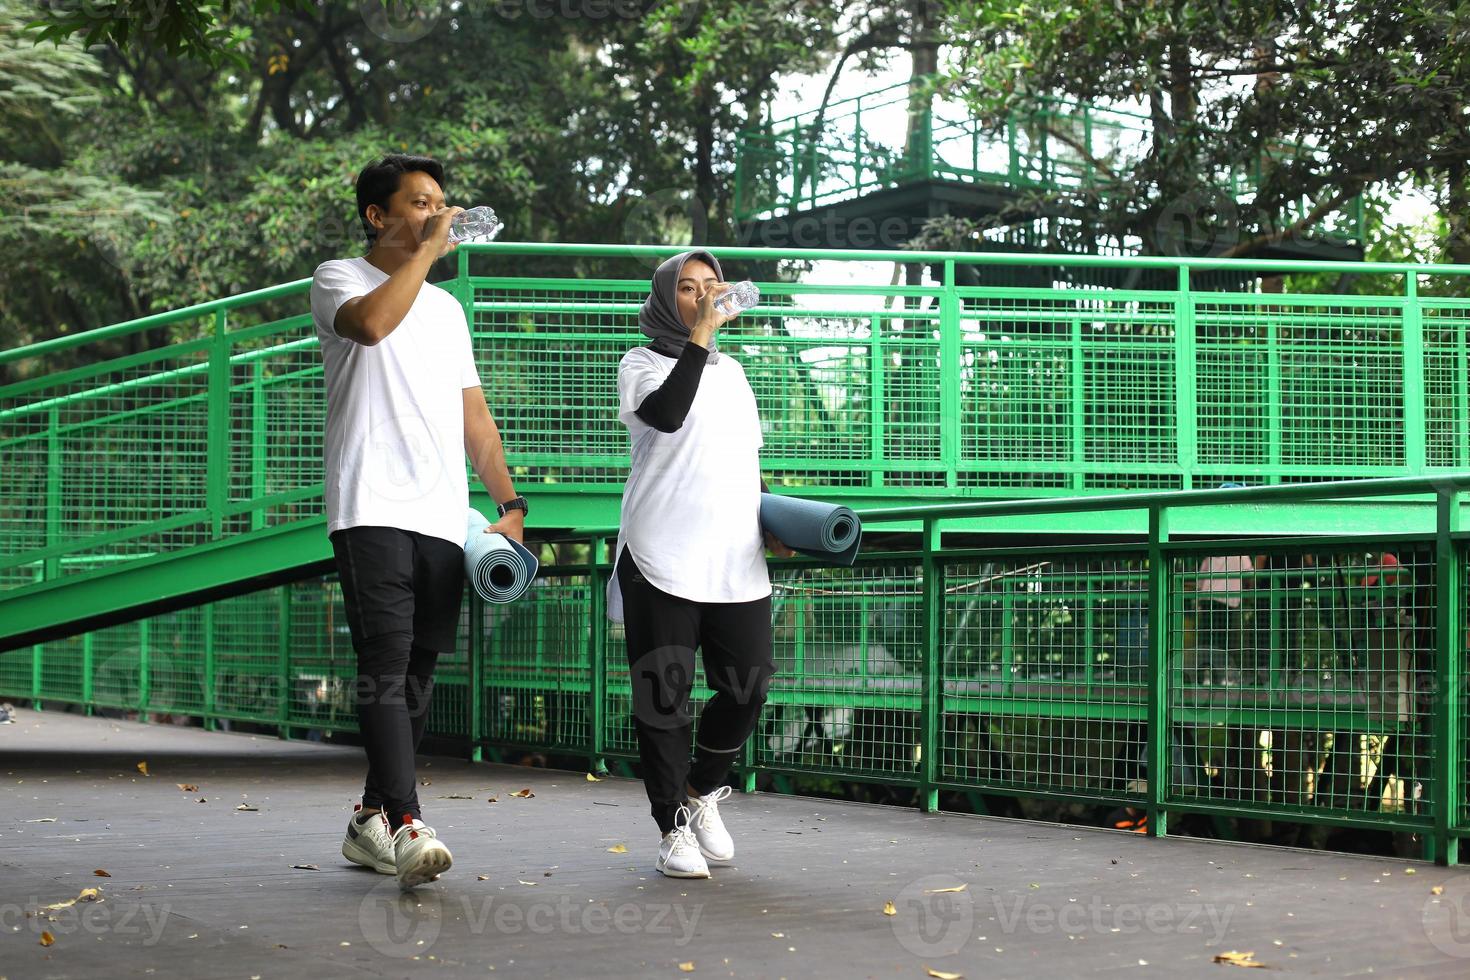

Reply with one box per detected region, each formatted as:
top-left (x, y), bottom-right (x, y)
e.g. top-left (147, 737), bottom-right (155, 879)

top-left (4, 242), bottom-right (1470, 862)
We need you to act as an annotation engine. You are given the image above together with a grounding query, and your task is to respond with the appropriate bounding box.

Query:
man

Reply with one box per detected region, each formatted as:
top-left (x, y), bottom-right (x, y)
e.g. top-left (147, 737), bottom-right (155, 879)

top-left (309, 154), bottom-right (526, 891)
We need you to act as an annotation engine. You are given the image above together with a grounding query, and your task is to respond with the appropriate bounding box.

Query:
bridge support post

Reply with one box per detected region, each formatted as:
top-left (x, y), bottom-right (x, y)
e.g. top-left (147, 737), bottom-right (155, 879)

top-left (919, 517), bottom-right (943, 814)
top-left (1432, 488), bottom-right (1462, 865)
top-left (1145, 505), bottom-right (1170, 839)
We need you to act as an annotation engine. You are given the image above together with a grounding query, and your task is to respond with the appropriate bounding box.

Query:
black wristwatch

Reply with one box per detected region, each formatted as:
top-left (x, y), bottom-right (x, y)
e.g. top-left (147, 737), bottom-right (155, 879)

top-left (497, 496), bottom-right (529, 518)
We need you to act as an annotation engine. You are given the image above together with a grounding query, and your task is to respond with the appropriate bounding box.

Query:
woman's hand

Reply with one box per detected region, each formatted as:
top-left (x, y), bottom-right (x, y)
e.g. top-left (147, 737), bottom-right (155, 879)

top-left (764, 531), bottom-right (796, 559)
top-left (689, 282), bottom-right (734, 349)
top-left (485, 509), bottom-right (525, 544)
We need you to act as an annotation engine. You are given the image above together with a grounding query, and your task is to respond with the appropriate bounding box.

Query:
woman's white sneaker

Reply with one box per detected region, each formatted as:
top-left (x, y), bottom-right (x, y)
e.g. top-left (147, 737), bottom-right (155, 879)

top-left (393, 817), bottom-right (452, 891)
top-left (341, 805), bottom-right (395, 875)
top-left (656, 806), bottom-right (711, 879)
top-left (687, 785), bottom-right (735, 863)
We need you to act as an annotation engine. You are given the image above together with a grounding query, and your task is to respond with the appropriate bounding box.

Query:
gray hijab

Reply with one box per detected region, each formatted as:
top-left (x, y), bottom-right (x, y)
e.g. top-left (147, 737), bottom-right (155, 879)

top-left (639, 250), bottom-right (721, 364)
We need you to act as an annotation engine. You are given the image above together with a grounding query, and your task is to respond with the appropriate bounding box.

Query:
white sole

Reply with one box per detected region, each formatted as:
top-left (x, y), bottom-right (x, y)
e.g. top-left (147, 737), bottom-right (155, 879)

top-left (656, 861), bottom-right (711, 879)
top-left (342, 837), bottom-right (396, 875)
top-left (698, 845), bottom-right (734, 865)
top-left (397, 845), bottom-right (452, 891)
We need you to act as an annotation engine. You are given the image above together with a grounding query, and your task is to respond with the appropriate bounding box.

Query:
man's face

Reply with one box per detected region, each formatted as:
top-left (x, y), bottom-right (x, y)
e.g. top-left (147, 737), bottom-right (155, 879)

top-left (368, 170), bottom-right (446, 251)
top-left (676, 258), bottom-right (719, 329)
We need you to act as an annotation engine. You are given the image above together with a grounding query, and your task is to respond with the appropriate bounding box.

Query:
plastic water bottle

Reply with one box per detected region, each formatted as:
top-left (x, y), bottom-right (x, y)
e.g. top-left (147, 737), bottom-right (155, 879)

top-left (714, 280), bottom-right (759, 317)
top-left (448, 205), bottom-right (501, 244)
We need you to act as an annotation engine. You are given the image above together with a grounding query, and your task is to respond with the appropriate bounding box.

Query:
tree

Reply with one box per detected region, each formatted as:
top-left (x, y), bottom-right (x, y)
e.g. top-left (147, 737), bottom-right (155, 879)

top-left (941, 0), bottom-right (1470, 260)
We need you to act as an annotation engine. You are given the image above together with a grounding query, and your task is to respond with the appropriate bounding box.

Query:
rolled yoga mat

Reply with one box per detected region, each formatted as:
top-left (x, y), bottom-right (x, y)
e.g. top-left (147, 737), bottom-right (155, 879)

top-left (464, 509), bottom-right (539, 603)
top-left (758, 493), bottom-right (862, 566)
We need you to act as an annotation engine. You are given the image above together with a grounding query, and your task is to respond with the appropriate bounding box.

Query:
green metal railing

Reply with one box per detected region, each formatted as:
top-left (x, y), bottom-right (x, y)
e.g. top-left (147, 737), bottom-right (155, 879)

top-left (733, 80), bottom-right (1366, 244)
top-left (3, 244), bottom-right (1470, 620)
top-left (3, 476), bottom-right (1467, 862)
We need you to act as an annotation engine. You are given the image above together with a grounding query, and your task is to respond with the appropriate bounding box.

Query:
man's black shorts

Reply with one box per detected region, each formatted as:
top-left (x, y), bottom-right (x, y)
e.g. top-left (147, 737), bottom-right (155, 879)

top-left (329, 525), bottom-right (466, 653)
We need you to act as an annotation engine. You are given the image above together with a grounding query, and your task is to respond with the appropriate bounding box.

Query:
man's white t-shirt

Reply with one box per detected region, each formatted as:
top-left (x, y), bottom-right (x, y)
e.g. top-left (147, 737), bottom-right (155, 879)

top-left (608, 345), bottom-right (769, 619)
top-left (309, 256), bottom-right (482, 548)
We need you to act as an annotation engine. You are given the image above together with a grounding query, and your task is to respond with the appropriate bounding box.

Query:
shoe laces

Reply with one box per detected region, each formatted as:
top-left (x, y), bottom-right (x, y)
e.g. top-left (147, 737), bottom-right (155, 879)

top-left (668, 805), bottom-right (700, 853)
top-left (690, 785), bottom-right (732, 832)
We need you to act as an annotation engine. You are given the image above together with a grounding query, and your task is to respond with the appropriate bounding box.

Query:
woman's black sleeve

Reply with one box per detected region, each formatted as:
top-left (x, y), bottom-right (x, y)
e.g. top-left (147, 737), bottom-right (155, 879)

top-left (634, 342), bottom-right (710, 433)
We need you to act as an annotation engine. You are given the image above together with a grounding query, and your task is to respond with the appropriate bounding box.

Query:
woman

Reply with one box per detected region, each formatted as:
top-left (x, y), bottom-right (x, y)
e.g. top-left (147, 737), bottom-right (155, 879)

top-left (609, 249), bottom-right (792, 879)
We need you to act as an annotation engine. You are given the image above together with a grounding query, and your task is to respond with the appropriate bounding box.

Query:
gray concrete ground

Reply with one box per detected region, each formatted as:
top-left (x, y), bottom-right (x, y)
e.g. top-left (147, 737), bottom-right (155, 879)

top-left (3, 706), bottom-right (1469, 979)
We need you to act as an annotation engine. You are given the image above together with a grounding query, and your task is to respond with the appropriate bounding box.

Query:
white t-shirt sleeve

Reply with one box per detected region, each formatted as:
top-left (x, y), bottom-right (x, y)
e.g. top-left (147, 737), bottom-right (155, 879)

top-left (617, 350), bottom-right (666, 430)
top-left (310, 260), bottom-right (369, 341)
top-left (456, 305), bottom-right (482, 389)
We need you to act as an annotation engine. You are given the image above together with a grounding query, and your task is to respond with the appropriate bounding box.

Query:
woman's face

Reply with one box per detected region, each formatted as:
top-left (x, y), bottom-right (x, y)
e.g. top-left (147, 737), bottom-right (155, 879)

top-left (675, 259), bottom-right (720, 329)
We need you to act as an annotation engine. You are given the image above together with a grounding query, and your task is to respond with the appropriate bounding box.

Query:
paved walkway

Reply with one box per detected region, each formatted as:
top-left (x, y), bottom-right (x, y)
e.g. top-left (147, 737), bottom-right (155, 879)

top-left (2, 707), bottom-right (1468, 978)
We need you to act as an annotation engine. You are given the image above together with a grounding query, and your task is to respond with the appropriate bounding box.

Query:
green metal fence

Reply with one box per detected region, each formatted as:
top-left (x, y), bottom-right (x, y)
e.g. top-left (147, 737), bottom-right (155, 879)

top-left (732, 79), bottom-right (1366, 244)
top-left (3, 477), bottom-right (1467, 862)
top-left (3, 244), bottom-right (1470, 621)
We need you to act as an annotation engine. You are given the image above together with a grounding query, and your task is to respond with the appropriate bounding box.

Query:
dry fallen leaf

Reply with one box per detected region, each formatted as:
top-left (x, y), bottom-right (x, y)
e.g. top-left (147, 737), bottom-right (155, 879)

top-left (437, 794), bottom-right (473, 800)
top-left (517, 879), bottom-right (539, 886)
top-left (93, 869), bottom-right (111, 878)
top-left (195, 797), bottom-right (208, 804)
top-left (486, 797), bottom-right (498, 804)
top-left (419, 778), bottom-right (432, 786)
top-left (44, 887), bottom-right (102, 911)
top-left (925, 884), bottom-right (968, 894)
top-left (289, 864), bottom-right (320, 871)
top-left (882, 901), bottom-right (896, 916)
top-left (607, 844), bottom-right (628, 854)
top-left (477, 875), bottom-right (491, 881)
top-left (925, 969), bottom-right (962, 980)
top-left (586, 773), bottom-right (601, 781)
top-left (1432, 885), bottom-right (1445, 896)
top-left (235, 804), bottom-right (259, 812)
top-left (510, 788), bottom-right (534, 799)
top-left (39, 931), bottom-right (55, 947)
top-left (176, 783), bottom-right (198, 792)
top-left (1213, 951), bottom-right (1265, 969)
top-left (136, 762), bottom-right (149, 776)
top-left (678, 964), bottom-right (695, 973)
top-left (25, 817), bottom-right (57, 823)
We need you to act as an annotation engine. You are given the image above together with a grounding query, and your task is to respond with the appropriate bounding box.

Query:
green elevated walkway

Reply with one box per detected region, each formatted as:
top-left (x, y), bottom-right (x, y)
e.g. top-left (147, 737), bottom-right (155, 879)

top-left (3, 243), bottom-right (1468, 651)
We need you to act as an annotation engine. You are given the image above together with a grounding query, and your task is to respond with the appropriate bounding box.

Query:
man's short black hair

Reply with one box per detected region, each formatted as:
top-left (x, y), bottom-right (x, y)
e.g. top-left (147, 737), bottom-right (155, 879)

top-left (355, 154), bottom-right (447, 243)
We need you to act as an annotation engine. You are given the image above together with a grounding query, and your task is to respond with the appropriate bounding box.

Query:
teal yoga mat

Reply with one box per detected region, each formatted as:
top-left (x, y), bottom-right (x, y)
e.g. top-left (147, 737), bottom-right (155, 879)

top-left (464, 509), bottom-right (539, 603)
top-left (758, 493), bottom-right (862, 566)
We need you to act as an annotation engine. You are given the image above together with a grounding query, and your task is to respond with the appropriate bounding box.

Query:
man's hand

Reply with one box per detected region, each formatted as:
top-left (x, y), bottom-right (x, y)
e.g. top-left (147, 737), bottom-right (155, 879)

top-left (764, 530), bottom-right (796, 558)
top-left (486, 508), bottom-right (525, 545)
top-left (422, 205), bottom-right (466, 260)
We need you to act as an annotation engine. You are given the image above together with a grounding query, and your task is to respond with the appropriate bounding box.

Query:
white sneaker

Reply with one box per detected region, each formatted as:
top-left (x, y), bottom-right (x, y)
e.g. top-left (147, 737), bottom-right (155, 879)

top-left (341, 805), bottom-right (395, 875)
top-left (392, 817), bottom-right (453, 891)
top-left (656, 806), bottom-right (710, 879)
top-left (687, 785), bottom-right (735, 863)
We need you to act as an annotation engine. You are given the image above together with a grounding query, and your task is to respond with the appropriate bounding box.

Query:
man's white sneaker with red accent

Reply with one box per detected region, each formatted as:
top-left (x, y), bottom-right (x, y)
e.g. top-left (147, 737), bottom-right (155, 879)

top-left (392, 816), bottom-right (452, 891)
top-left (341, 805), bottom-right (395, 875)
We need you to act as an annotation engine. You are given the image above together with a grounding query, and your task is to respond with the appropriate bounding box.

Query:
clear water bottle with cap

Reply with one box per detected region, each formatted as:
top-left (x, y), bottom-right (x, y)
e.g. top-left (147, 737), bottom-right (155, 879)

top-left (447, 205), bottom-right (501, 244)
top-left (714, 279), bottom-right (759, 317)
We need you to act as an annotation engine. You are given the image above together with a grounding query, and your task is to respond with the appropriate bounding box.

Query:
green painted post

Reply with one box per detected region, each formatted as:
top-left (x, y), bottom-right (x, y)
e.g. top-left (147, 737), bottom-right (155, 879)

top-left (1267, 320), bottom-right (1283, 484)
top-left (468, 589), bottom-right (484, 763)
top-left (1403, 275), bottom-right (1427, 474)
top-left (1070, 318), bottom-right (1085, 491)
top-left (277, 584), bottom-right (291, 739)
top-left (870, 315), bottom-right (886, 490)
top-left (138, 619), bottom-right (150, 720)
top-left (45, 407), bottom-right (60, 583)
top-left (920, 517), bottom-right (943, 813)
top-left (1456, 324), bottom-right (1469, 468)
top-left (202, 604), bottom-right (217, 731)
top-left (81, 633), bottom-right (93, 717)
top-left (940, 261), bottom-right (961, 489)
top-left (250, 360), bottom-right (266, 531)
top-left (207, 310), bottom-right (230, 540)
top-left (1145, 505), bottom-right (1171, 838)
top-left (589, 535), bottom-right (609, 776)
top-left (854, 101), bottom-right (864, 196)
top-left (1175, 266), bottom-right (1197, 490)
top-left (1431, 488), bottom-right (1462, 865)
